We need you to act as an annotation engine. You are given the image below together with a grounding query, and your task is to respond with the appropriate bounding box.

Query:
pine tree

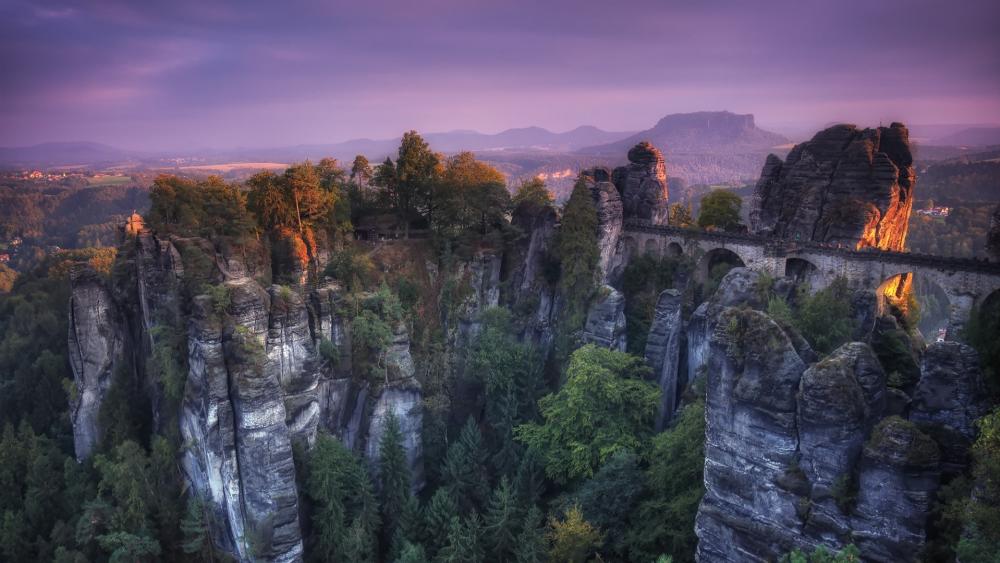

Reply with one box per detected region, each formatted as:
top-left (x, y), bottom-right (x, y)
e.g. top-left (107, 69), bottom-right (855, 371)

top-left (514, 447), bottom-right (546, 510)
top-left (484, 477), bottom-right (518, 560)
top-left (424, 487), bottom-right (459, 556)
top-left (180, 496), bottom-right (210, 560)
top-left (378, 412), bottom-right (413, 553)
top-left (396, 540), bottom-right (428, 563)
top-left (436, 514), bottom-right (484, 563)
top-left (442, 418), bottom-right (490, 515)
top-left (513, 506), bottom-right (546, 563)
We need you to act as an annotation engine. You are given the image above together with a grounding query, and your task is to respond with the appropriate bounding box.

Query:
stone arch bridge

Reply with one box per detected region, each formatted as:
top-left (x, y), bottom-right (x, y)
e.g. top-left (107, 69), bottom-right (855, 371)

top-left (622, 220), bottom-right (1000, 337)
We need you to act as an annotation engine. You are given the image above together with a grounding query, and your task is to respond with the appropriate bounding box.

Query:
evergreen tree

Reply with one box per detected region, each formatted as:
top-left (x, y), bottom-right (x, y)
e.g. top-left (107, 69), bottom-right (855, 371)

top-left (180, 496), bottom-right (211, 560)
top-left (396, 540), bottom-right (429, 563)
top-left (514, 447), bottom-right (546, 511)
top-left (351, 155), bottom-right (373, 189)
top-left (484, 477), bottom-right (518, 560)
top-left (379, 412), bottom-right (413, 554)
top-left (513, 506), bottom-right (546, 563)
top-left (437, 514), bottom-right (484, 563)
top-left (442, 418), bottom-right (490, 514)
top-left (424, 488), bottom-right (459, 556)
top-left (306, 434), bottom-right (379, 561)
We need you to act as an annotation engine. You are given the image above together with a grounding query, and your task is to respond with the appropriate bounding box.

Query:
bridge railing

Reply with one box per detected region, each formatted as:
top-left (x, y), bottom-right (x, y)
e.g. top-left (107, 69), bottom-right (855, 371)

top-left (622, 219), bottom-right (1000, 274)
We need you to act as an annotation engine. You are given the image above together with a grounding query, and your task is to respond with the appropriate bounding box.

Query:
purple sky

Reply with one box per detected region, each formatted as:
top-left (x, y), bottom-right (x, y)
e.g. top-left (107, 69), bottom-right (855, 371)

top-left (2, 0), bottom-right (999, 151)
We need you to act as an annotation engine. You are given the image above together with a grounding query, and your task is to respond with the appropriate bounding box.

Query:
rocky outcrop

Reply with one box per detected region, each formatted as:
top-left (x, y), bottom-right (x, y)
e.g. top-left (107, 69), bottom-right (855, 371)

top-left (455, 251), bottom-right (502, 344)
top-left (851, 417), bottom-right (940, 561)
top-left (612, 141), bottom-right (669, 225)
top-left (581, 167), bottom-right (624, 283)
top-left (695, 310), bottom-right (948, 562)
top-left (696, 307), bottom-right (809, 562)
top-left (68, 266), bottom-right (126, 461)
top-left (363, 322), bottom-right (424, 488)
top-left (580, 285), bottom-right (626, 351)
top-left (687, 268), bottom-right (772, 386)
top-left (751, 123), bottom-right (915, 251)
top-left (643, 289), bottom-right (684, 429)
top-left (796, 343), bottom-right (886, 542)
top-left (503, 202), bottom-right (560, 347)
top-left (911, 342), bottom-right (989, 441)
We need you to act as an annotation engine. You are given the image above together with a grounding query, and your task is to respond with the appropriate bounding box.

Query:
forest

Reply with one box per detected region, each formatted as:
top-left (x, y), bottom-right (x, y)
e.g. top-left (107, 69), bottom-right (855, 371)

top-left (1, 131), bottom-right (999, 563)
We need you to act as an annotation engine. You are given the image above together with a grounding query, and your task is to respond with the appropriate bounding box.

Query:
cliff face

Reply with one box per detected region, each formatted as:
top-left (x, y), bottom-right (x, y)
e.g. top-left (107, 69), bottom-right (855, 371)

top-left (751, 123), bottom-right (915, 251)
top-left (503, 202), bottom-right (560, 347)
top-left (68, 267), bottom-right (126, 461)
top-left (692, 273), bottom-right (988, 561)
top-left (582, 166), bottom-right (625, 284)
top-left (69, 228), bottom-right (425, 562)
top-left (643, 288), bottom-right (684, 429)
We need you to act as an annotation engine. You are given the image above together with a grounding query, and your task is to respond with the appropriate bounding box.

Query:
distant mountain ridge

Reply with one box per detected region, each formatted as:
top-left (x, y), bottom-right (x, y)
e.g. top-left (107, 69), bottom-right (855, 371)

top-left (0, 126), bottom-right (636, 168)
top-left (930, 126), bottom-right (1000, 147)
top-left (0, 142), bottom-right (139, 167)
top-left (577, 111), bottom-right (789, 155)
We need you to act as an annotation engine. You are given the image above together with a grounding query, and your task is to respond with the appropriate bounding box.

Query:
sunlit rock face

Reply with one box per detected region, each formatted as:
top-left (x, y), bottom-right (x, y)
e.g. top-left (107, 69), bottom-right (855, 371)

top-left (751, 123), bottom-right (915, 251)
top-left (613, 141), bottom-right (669, 225)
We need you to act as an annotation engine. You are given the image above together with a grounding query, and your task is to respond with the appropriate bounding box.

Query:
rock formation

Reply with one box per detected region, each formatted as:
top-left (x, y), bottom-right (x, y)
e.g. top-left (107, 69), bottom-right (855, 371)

top-left (751, 123), bottom-right (915, 251)
top-left (690, 266), bottom-right (985, 561)
top-left (612, 141), bottom-right (669, 225)
top-left (70, 221), bottom-right (427, 562)
top-left (503, 197), bottom-right (560, 347)
top-left (68, 266), bottom-right (126, 461)
top-left (643, 288), bottom-right (684, 429)
top-left (581, 167), bottom-right (624, 284)
top-left (580, 285), bottom-right (627, 351)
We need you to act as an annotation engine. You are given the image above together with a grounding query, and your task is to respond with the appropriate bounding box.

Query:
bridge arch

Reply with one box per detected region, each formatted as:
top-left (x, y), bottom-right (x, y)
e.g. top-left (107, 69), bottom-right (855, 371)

top-left (785, 257), bottom-right (821, 287)
top-left (643, 238), bottom-right (659, 257)
top-left (697, 247), bottom-right (746, 285)
top-left (666, 241), bottom-right (683, 257)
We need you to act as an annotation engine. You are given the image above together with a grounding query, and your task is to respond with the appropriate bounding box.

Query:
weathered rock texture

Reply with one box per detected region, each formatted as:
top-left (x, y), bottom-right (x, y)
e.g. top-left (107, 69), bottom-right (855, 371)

top-left (505, 203), bottom-right (561, 347)
top-left (580, 285), bottom-right (626, 351)
top-left (68, 266), bottom-right (126, 461)
top-left (643, 289), bottom-right (684, 429)
top-left (694, 300), bottom-right (968, 561)
top-left (911, 342), bottom-right (989, 441)
top-left (612, 141), bottom-right (669, 225)
top-left (581, 167), bottom-right (624, 283)
top-left (70, 223), bottom-right (428, 562)
top-left (751, 123), bottom-right (915, 251)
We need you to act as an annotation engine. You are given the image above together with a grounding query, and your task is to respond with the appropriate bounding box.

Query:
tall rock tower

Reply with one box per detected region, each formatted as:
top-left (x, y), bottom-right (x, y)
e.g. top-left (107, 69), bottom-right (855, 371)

top-left (750, 123), bottom-right (915, 251)
top-left (613, 141), bottom-right (670, 225)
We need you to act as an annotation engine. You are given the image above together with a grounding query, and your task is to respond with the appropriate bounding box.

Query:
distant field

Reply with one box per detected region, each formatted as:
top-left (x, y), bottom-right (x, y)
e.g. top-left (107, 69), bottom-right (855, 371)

top-left (87, 175), bottom-right (132, 186)
top-left (175, 162), bottom-right (288, 172)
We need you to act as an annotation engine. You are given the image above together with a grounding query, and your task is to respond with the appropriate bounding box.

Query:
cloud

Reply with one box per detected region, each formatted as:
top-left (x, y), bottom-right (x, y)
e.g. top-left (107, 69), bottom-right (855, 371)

top-left (1, 0), bottom-right (998, 150)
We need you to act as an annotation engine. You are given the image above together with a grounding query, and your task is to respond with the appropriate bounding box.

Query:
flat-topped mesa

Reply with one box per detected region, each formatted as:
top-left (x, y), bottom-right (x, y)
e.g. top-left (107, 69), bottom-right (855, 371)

top-left (612, 141), bottom-right (670, 225)
top-left (750, 123), bottom-right (915, 251)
